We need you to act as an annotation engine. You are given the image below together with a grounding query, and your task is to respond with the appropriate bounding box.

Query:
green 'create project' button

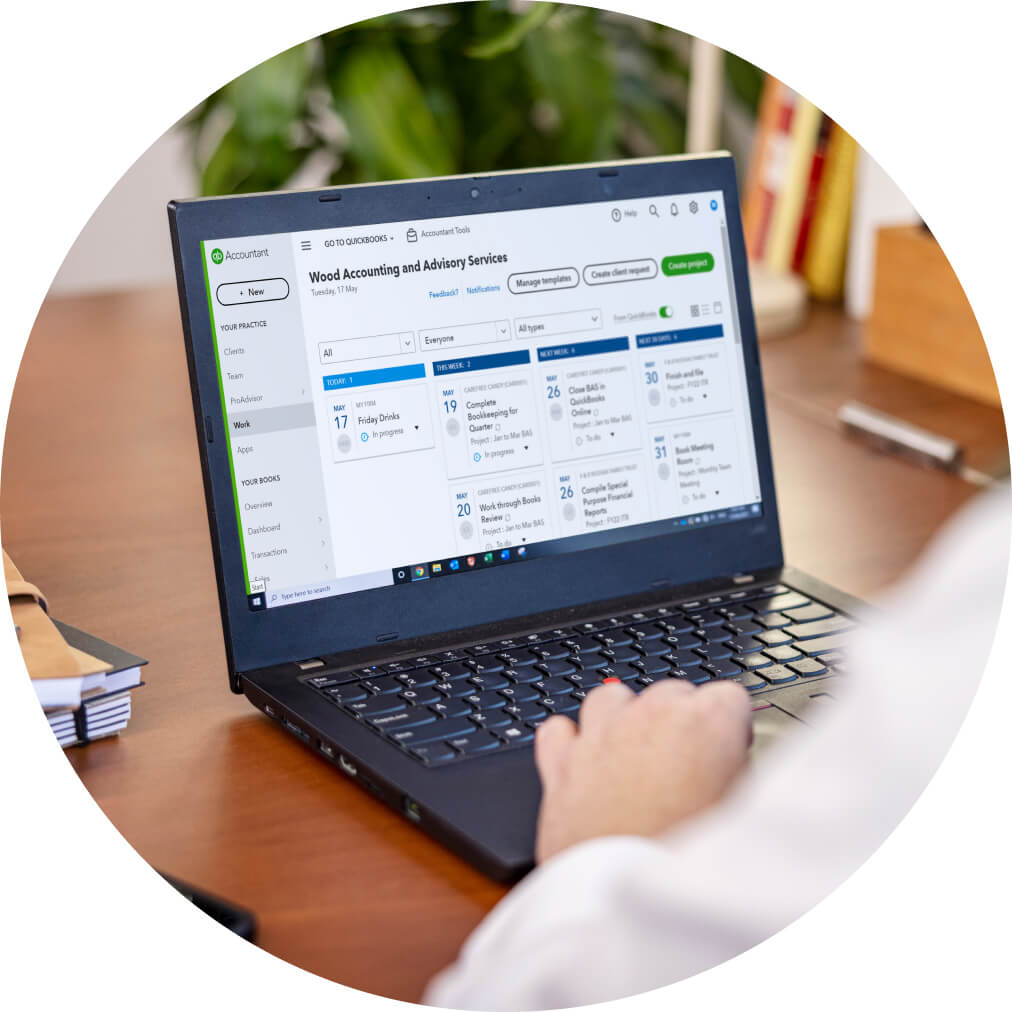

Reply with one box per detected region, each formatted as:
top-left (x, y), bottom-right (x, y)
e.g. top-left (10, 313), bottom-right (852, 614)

top-left (661, 252), bottom-right (714, 276)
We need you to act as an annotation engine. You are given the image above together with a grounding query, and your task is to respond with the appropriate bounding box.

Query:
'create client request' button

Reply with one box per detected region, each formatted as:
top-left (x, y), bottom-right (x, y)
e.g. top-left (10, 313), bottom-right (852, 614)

top-left (583, 259), bottom-right (658, 285)
top-left (216, 278), bottom-right (290, 306)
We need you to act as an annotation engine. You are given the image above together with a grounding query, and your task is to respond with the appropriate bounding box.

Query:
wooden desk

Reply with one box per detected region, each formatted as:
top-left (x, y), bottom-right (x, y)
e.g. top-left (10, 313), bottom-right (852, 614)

top-left (2, 291), bottom-right (1004, 1001)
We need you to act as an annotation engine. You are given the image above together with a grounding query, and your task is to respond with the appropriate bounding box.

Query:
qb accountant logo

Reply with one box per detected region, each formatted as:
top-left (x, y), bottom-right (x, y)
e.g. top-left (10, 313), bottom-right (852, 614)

top-left (210, 247), bottom-right (224, 265)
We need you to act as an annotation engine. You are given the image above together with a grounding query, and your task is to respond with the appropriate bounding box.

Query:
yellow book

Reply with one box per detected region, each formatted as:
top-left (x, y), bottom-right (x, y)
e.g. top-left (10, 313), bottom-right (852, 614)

top-left (763, 97), bottom-right (822, 273)
top-left (802, 124), bottom-right (858, 299)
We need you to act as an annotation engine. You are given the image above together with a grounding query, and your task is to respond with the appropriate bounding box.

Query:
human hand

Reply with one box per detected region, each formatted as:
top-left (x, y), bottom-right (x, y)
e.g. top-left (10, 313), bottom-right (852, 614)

top-left (533, 678), bottom-right (753, 864)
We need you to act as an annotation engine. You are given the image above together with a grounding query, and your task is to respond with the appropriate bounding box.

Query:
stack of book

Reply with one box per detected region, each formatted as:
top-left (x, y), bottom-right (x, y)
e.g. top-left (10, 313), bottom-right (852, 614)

top-left (743, 75), bottom-right (859, 302)
top-left (7, 551), bottom-right (146, 748)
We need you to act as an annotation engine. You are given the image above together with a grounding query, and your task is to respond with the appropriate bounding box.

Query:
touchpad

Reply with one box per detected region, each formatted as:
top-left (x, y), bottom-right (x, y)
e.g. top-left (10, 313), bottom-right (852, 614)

top-left (750, 701), bottom-right (802, 755)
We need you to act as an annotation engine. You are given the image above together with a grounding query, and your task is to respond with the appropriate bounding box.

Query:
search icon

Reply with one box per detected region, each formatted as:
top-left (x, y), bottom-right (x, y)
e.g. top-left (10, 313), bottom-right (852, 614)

top-left (649, 204), bottom-right (659, 218)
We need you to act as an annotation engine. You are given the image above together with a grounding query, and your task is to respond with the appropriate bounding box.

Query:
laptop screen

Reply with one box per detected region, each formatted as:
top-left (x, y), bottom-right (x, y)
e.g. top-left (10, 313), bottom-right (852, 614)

top-left (199, 188), bottom-right (763, 612)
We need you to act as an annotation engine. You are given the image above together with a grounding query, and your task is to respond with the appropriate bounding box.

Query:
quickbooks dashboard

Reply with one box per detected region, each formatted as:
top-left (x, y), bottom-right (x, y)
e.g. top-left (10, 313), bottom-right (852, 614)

top-left (200, 190), bottom-right (763, 611)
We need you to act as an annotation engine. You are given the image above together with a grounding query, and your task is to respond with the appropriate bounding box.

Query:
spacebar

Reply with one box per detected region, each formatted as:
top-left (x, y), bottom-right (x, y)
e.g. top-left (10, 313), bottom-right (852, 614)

top-left (388, 717), bottom-right (476, 746)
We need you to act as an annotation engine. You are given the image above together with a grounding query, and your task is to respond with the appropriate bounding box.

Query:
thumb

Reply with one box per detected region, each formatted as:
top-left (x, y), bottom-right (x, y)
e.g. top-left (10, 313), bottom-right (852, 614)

top-left (534, 715), bottom-right (577, 793)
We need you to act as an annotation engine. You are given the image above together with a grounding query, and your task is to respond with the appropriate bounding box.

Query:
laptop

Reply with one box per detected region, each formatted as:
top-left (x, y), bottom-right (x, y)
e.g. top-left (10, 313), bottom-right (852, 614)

top-left (168, 153), bottom-right (860, 881)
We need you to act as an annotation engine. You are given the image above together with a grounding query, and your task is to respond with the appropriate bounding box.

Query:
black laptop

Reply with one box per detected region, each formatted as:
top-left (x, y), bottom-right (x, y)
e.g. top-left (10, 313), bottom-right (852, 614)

top-left (168, 154), bottom-right (860, 881)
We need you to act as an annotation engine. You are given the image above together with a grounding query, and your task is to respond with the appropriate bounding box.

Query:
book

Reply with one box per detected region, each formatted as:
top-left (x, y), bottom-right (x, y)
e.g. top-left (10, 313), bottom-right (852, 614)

top-left (742, 75), bottom-right (784, 259)
top-left (802, 123), bottom-right (859, 299)
top-left (31, 621), bottom-right (146, 709)
top-left (745, 81), bottom-right (796, 261)
top-left (791, 114), bottom-right (832, 271)
top-left (763, 95), bottom-right (823, 273)
top-left (48, 690), bottom-right (133, 747)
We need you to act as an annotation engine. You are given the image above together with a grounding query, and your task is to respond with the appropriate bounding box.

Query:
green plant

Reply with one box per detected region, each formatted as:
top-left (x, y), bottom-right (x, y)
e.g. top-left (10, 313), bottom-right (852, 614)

top-left (183, 2), bottom-right (763, 196)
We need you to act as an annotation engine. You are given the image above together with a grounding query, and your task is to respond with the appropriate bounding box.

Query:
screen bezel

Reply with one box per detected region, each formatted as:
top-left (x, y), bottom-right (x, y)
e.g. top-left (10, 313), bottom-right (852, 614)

top-left (169, 154), bottom-right (784, 676)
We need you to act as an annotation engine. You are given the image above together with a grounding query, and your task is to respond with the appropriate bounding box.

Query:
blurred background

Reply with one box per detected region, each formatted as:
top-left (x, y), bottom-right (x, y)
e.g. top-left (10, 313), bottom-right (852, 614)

top-left (55, 0), bottom-right (924, 342)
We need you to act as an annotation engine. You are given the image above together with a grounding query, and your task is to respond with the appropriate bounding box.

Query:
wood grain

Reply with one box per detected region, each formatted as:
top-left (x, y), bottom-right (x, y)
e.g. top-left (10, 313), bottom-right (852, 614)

top-left (1, 287), bottom-right (1003, 1001)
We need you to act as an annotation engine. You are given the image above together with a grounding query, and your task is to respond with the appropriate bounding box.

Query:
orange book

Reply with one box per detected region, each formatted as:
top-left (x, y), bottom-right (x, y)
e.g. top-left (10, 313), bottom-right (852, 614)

top-left (742, 75), bottom-right (784, 259)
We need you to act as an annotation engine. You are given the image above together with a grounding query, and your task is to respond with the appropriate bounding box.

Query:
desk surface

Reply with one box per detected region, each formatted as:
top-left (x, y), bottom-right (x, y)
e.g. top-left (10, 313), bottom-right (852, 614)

top-left (2, 289), bottom-right (1004, 1001)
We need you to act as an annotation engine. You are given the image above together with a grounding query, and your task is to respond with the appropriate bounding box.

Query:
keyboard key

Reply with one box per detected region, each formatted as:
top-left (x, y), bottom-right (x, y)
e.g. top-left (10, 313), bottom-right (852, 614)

top-left (567, 670), bottom-right (607, 690)
top-left (468, 658), bottom-right (506, 676)
top-left (676, 668), bottom-right (712, 685)
top-left (462, 690), bottom-right (508, 710)
top-left (398, 688), bottom-right (440, 706)
top-left (541, 696), bottom-right (581, 715)
top-left (505, 700), bottom-right (549, 723)
top-left (393, 717), bottom-right (478, 745)
top-left (430, 662), bottom-right (471, 679)
top-left (730, 670), bottom-right (768, 691)
top-left (665, 649), bottom-right (705, 669)
top-left (598, 663), bottom-right (643, 682)
top-left (788, 657), bottom-right (829, 677)
top-left (368, 707), bottom-right (436, 731)
top-left (534, 676), bottom-right (577, 696)
top-left (637, 639), bottom-right (676, 658)
top-left (397, 671), bottom-right (437, 690)
top-left (306, 674), bottom-right (340, 688)
top-left (466, 644), bottom-right (495, 656)
top-left (429, 699), bottom-right (471, 719)
top-left (497, 723), bottom-right (536, 746)
top-left (638, 657), bottom-right (673, 676)
top-left (346, 696), bottom-right (409, 719)
top-left (599, 646), bottom-right (641, 665)
top-left (360, 676), bottom-right (404, 695)
top-left (561, 635), bottom-right (600, 654)
top-left (718, 604), bottom-right (755, 621)
top-left (468, 672), bottom-right (510, 691)
top-left (530, 642), bottom-right (571, 661)
top-left (756, 629), bottom-right (794, 647)
top-left (726, 636), bottom-right (766, 654)
top-left (498, 684), bottom-right (541, 704)
top-left (735, 652), bottom-right (773, 670)
top-left (498, 652), bottom-right (538, 668)
top-left (655, 616), bottom-right (697, 635)
top-left (505, 666), bottom-right (544, 684)
top-left (818, 650), bottom-right (846, 667)
top-left (784, 616), bottom-right (854, 640)
top-left (434, 679), bottom-right (476, 698)
top-left (446, 729), bottom-right (502, 756)
top-left (536, 659), bottom-right (580, 677)
top-left (596, 631), bottom-right (634, 649)
top-left (470, 710), bottom-right (514, 730)
top-left (626, 623), bottom-right (665, 641)
top-left (326, 684), bottom-right (369, 703)
top-left (754, 612), bottom-right (791, 629)
top-left (694, 643), bottom-right (734, 661)
top-left (782, 603), bottom-right (834, 623)
top-left (797, 634), bottom-right (849, 656)
top-left (764, 644), bottom-right (803, 663)
top-left (688, 609), bottom-right (726, 628)
top-left (748, 591), bottom-right (809, 614)
top-left (759, 664), bottom-right (798, 685)
top-left (702, 659), bottom-right (743, 679)
top-left (410, 742), bottom-right (458, 765)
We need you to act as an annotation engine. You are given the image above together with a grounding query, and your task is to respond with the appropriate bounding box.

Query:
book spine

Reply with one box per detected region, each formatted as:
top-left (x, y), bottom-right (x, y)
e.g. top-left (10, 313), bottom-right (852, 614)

top-left (802, 123), bottom-right (859, 299)
top-left (763, 97), bottom-right (823, 273)
top-left (791, 114), bottom-right (832, 271)
top-left (742, 75), bottom-right (783, 259)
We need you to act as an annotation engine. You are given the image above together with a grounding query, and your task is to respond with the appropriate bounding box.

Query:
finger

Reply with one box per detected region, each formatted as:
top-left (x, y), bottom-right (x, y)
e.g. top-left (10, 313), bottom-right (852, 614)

top-left (534, 714), bottom-right (578, 792)
top-left (636, 676), bottom-right (697, 710)
top-left (694, 680), bottom-right (754, 749)
top-left (578, 678), bottom-right (634, 738)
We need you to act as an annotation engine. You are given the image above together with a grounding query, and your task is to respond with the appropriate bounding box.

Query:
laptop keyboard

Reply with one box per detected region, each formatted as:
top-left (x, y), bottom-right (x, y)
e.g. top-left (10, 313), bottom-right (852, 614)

top-left (304, 583), bottom-right (852, 767)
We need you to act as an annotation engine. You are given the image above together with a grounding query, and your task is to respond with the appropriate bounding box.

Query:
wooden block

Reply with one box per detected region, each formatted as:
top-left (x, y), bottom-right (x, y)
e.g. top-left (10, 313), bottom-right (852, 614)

top-left (864, 225), bottom-right (999, 406)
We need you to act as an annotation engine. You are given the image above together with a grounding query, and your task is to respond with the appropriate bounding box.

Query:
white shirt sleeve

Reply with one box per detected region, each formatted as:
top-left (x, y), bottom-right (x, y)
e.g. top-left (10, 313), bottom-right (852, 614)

top-left (426, 490), bottom-right (1009, 1011)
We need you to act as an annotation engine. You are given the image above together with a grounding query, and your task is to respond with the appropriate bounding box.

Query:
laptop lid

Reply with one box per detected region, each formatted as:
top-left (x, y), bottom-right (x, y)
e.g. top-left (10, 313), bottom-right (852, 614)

top-left (169, 154), bottom-right (783, 678)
